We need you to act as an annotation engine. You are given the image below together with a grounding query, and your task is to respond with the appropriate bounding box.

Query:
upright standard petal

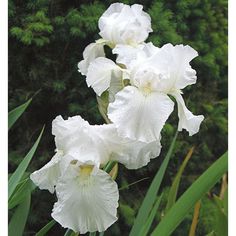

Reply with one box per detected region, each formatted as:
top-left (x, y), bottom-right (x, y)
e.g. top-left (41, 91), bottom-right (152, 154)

top-left (108, 86), bottom-right (174, 143)
top-left (86, 57), bottom-right (123, 96)
top-left (78, 41), bottom-right (105, 76)
top-left (52, 115), bottom-right (89, 151)
top-left (52, 164), bottom-right (119, 234)
top-left (113, 44), bottom-right (145, 66)
top-left (162, 43), bottom-right (198, 90)
top-left (98, 3), bottom-right (126, 30)
top-left (172, 92), bottom-right (204, 136)
top-left (147, 43), bottom-right (198, 93)
top-left (98, 3), bottom-right (152, 45)
top-left (52, 115), bottom-right (120, 166)
top-left (113, 42), bottom-right (159, 66)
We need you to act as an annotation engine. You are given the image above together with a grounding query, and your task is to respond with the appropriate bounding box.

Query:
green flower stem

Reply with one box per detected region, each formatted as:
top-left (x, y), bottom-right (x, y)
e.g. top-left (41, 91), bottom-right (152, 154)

top-left (103, 161), bottom-right (117, 173)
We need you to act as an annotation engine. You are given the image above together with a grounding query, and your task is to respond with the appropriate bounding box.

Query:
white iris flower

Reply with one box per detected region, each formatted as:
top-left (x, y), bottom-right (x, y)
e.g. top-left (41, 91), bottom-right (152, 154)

top-left (78, 3), bottom-right (152, 76)
top-left (30, 115), bottom-right (119, 233)
top-left (32, 2), bottom-right (205, 234)
top-left (107, 43), bottom-right (204, 142)
top-left (31, 114), bottom-right (161, 233)
top-left (83, 42), bottom-right (204, 143)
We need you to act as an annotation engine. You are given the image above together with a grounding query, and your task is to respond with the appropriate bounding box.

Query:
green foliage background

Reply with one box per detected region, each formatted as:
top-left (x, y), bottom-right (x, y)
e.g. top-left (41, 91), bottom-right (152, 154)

top-left (9, 0), bottom-right (227, 235)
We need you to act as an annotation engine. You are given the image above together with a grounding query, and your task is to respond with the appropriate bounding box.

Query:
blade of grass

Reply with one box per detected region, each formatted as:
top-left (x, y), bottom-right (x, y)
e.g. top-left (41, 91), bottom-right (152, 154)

top-left (188, 200), bottom-right (201, 236)
top-left (8, 126), bottom-right (44, 199)
top-left (119, 177), bottom-right (149, 191)
top-left (129, 131), bottom-right (178, 236)
top-left (8, 191), bottom-right (31, 236)
top-left (165, 147), bottom-right (194, 212)
top-left (139, 194), bottom-right (163, 236)
top-left (151, 151), bottom-right (228, 236)
top-left (8, 98), bottom-right (32, 130)
top-left (35, 220), bottom-right (56, 236)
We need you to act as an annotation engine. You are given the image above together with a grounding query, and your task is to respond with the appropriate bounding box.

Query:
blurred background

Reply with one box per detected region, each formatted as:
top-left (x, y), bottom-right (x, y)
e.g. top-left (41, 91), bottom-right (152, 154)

top-left (8, 0), bottom-right (227, 235)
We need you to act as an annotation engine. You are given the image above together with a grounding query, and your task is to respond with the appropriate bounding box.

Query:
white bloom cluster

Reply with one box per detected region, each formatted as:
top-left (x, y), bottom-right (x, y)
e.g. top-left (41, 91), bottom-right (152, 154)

top-left (31, 3), bottom-right (204, 234)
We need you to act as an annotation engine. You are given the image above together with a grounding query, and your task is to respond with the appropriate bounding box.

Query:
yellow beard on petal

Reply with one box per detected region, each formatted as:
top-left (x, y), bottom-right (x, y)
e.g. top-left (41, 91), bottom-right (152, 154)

top-left (141, 82), bottom-right (152, 96)
top-left (77, 165), bottom-right (95, 187)
top-left (80, 165), bottom-right (94, 176)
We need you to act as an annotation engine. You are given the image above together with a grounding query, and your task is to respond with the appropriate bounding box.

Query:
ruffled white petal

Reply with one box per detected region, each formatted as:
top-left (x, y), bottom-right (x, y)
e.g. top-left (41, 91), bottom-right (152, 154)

top-left (52, 115), bottom-right (89, 151)
top-left (98, 3), bottom-right (126, 30)
top-left (111, 139), bottom-right (162, 169)
top-left (86, 57), bottom-right (123, 96)
top-left (108, 86), bottom-right (174, 143)
top-left (98, 3), bottom-right (152, 45)
top-left (52, 115), bottom-right (87, 137)
top-left (30, 152), bottom-right (63, 193)
top-left (113, 42), bottom-right (159, 67)
top-left (52, 115), bottom-right (119, 166)
top-left (145, 43), bottom-right (198, 92)
top-left (113, 44), bottom-right (145, 65)
top-left (52, 165), bottom-right (119, 234)
top-left (172, 92), bottom-right (204, 136)
top-left (78, 42), bottom-right (105, 76)
top-left (131, 4), bottom-right (152, 32)
top-left (124, 43), bottom-right (198, 93)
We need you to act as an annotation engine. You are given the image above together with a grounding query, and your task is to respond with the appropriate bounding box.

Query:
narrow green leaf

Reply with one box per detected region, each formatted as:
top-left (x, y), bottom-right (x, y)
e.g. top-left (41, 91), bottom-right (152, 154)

top-left (35, 220), bottom-right (56, 236)
top-left (8, 98), bottom-right (32, 130)
top-left (8, 191), bottom-right (31, 236)
top-left (139, 194), bottom-right (163, 236)
top-left (8, 178), bottom-right (35, 209)
top-left (129, 131), bottom-right (178, 236)
top-left (213, 195), bottom-right (224, 210)
top-left (212, 189), bottom-right (228, 236)
top-left (223, 188), bottom-right (228, 217)
top-left (214, 207), bottom-right (228, 236)
top-left (165, 147), bottom-right (194, 212)
top-left (151, 151), bottom-right (228, 236)
top-left (89, 232), bottom-right (96, 236)
top-left (8, 126), bottom-right (44, 199)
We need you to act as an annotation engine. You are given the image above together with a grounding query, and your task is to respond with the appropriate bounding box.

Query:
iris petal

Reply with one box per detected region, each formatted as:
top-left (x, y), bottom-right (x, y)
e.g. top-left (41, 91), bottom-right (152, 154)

top-left (108, 86), bottom-right (174, 143)
top-left (52, 165), bottom-right (119, 234)
top-left (172, 92), bottom-right (204, 136)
